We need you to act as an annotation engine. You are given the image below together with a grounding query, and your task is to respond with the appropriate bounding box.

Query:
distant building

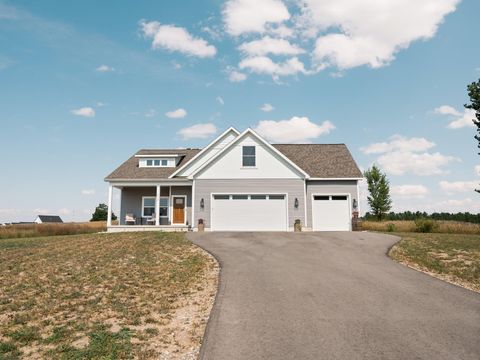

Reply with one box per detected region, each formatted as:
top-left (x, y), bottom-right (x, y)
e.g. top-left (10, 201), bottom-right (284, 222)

top-left (34, 215), bottom-right (63, 224)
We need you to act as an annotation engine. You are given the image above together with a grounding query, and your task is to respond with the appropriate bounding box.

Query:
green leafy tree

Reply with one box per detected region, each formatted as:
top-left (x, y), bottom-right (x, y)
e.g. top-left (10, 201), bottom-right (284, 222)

top-left (364, 165), bottom-right (392, 220)
top-left (465, 79), bottom-right (480, 193)
top-left (90, 203), bottom-right (117, 222)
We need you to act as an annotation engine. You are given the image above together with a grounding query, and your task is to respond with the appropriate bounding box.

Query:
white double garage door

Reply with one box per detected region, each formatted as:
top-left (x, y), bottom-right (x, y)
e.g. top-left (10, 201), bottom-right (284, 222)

top-left (211, 193), bottom-right (350, 231)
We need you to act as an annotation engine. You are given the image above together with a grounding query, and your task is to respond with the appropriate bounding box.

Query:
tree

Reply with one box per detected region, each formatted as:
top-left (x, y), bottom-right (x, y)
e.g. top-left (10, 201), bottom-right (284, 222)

top-left (465, 79), bottom-right (480, 193)
top-left (90, 203), bottom-right (117, 222)
top-left (364, 165), bottom-right (392, 221)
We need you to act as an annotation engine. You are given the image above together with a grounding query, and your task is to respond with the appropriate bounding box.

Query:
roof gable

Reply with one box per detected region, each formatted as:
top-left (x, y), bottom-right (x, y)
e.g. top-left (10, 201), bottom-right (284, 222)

top-left (192, 128), bottom-right (309, 179)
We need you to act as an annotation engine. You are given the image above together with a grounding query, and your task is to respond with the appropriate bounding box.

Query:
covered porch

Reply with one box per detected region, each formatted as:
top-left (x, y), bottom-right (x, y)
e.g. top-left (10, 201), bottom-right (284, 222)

top-left (107, 181), bottom-right (193, 232)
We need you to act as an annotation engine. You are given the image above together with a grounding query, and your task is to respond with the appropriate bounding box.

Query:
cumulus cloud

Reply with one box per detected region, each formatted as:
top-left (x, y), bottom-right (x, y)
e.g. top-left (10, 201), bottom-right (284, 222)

top-left (238, 36), bottom-right (304, 56)
top-left (306, 0), bottom-right (459, 69)
top-left (140, 20), bottom-right (216, 58)
top-left (229, 70), bottom-right (247, 82)
top-left (434, 105), bottom-right (476, 129)
top-left (165, 108), bottom-right (187, 118)
top-left (71, 107), bottom-right (95, 118)
top-left (261, 103), bottom-right (274, 112)
top-left (239, 56), bottom-right (308, 78)
top-left (223, 0), bottom-right (290, 36)
top-left (254, 116), bottom-right (334, 143)
top-left (391, 185), bottom-right (428, 198)
top-left (475, 165), bottom-right (480, 176)
top-left (439, 180), bottom-right (478, 194)
top-left (96, 64), bottom-right (114, 72)
top-left (361, 135), bottom-right (457, 176)
top-left (178, 123), bottom-right (217, 140)
top-left (81, 189), bottom-right (95, 195)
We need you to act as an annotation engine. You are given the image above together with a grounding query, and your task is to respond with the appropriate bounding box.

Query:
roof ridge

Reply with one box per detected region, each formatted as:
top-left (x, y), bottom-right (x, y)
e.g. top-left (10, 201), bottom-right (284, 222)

top-left (272, 143), bottom-right (346, 146)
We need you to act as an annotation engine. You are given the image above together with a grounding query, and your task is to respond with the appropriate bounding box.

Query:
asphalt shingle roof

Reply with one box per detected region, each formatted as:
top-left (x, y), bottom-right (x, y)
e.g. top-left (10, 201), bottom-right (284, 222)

top-left (37, 215), bottom-right (63, 223)
top-left (105, 144), bottom-right (362, 180)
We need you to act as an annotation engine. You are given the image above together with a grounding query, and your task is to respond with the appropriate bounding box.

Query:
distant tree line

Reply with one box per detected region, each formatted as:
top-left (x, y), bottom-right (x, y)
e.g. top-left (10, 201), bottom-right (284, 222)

top-left (363, 211), bottom-right (480, 224)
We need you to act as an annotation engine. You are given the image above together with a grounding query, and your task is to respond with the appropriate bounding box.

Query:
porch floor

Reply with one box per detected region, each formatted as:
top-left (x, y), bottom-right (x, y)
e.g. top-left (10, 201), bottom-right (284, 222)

top-left (107, 225), bottom-right (190, 233)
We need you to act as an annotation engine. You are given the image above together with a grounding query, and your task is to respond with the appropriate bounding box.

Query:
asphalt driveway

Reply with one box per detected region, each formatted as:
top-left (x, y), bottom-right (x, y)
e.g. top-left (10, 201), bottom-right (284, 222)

top-left (188, 232), bottom-right (480, 360)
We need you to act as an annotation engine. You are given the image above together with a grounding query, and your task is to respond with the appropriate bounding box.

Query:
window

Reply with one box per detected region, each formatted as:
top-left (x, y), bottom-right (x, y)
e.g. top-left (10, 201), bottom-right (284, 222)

top-left (142, 197), bottom-right (155, 217)
top-left (314, 195), bottom-right (330, 201)
top-left (142, 158), bottom-right (172, 167)
top-left (154, 159), bottom-right (160, 166)
top-left (142, 197), bottom-right (169, 217)
top-left (269, 195), bottom-right (285, 200)
top-left (242, 146), bottom-right (256, 167)
top-left (146, 160), bottom-right (153, 166)
top-left (232, 195), bottom-right (248, 200)
top-left (251, 195), bottom-right (267, 200)
top-left (332, 195), bottom-right (348, 201)
top-left (214, 195), bottom-right (230, 200)
top-left (161, 159), bottom-right (168, 166)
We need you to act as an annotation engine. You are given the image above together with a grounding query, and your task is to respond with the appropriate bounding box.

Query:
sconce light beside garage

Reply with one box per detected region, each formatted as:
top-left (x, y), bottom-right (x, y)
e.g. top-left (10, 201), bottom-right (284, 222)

top-left (200, 198), bottom-right (205, 210)
top-left (294, 198), bottom-right (299, 209)
top-left (352, 199), bottom-right (358, 211)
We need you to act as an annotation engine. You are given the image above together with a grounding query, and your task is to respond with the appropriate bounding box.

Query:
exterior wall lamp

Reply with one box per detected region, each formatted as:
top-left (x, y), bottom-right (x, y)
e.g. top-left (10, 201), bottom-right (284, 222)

top-left (200, 198), bottom-right (205, 210)
top-left (352, 199), bottom-right (358, 211)
top-left (294, 198), bottom-right (299, 209)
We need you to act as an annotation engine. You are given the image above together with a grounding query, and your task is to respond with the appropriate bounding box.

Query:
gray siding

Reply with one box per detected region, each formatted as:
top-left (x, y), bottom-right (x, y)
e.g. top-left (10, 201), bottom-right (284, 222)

top-left (194, 179), bottom-right (305, 230)
top-left (120, 186), bottom-right (191, 226)
top-left (306, 180), bottom-right (358, 229)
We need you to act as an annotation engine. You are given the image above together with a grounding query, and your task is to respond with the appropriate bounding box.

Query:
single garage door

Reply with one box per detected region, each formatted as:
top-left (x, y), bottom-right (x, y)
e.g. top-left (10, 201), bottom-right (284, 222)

top-left (312, 195), bottom-right (350, 231)
top-left (211, 194), bottom-right (287, 231)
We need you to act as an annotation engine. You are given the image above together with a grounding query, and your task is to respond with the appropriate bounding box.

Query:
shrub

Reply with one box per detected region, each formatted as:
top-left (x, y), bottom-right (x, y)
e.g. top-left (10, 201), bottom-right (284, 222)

top-left (415, 218), bottom-right (437, 233)
top-left (386, 223), bottom-right (396, 232)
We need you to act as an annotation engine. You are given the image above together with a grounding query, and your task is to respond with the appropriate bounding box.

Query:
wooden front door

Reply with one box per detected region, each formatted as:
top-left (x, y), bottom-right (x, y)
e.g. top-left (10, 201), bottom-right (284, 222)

top-left (172, 196), bottom-right (185, 224)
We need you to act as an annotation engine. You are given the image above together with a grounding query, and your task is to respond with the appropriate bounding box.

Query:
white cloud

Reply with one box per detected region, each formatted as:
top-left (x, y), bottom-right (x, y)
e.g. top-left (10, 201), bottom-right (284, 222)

top-left (439, 180), bottom-right (478, 194)
top-left (223, 0), bottom-right (290, 36)
top-left (475, 165), bottom-right (480, 176)
top-left (360, 135), bottom-right (435, 154)
top-left (178, 123), bottom-right (217, 140)
top-left (238, 36), bottom-right (304, 56)
top-left (254, 116), bottom-right (335, 143)
top-left (361, 135), bottom-right (457, 176)
top-left (435, 105), bottom-right (476, 129)
top-left (216, 96), bottom-right (224, 105)
top-left (228, 70), bottom-right (247, 82)
top-left (96, 64), bottom-right (114, 72)
top-left (81, 189), bottom-right (95, 195)
top-left (391, 185), bottom-right (428, 198)
top-left (145, 109), bottom-right (156, 118)
top-left (165, 108), bottom-right (187, 118)
top-left (71, 107), bottom-right (95, 118)
top-left (239, 56), bottom-right (308, 78)
top-left (269, 24), bottom-right (294, 38)
top-left (140, 20), bottom-right (216, 58)
top-left (261, 103), bottom-right (274, 112)
top-left (306, 0), bottom-right (459, 69)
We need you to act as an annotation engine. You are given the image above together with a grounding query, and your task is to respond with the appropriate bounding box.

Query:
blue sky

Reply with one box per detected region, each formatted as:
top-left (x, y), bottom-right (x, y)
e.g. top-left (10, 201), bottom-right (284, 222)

top-left (0, 0), bottom-right (479, 222)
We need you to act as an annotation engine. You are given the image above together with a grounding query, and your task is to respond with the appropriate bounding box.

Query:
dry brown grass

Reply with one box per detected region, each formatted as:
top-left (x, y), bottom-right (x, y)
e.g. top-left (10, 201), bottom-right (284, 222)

top-left (0, 222), bottom-right (109, 239)
top-left (362, 220), bottom-right (480, 234)
top-left (0, 232), bottom-right (218, 359)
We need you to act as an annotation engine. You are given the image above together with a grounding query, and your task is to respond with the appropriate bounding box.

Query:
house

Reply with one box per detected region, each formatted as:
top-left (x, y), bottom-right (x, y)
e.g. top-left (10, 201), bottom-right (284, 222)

top-left (104, 127), bottom-right (362, 232)
top-left (34, 215), bottom-right (63, 224)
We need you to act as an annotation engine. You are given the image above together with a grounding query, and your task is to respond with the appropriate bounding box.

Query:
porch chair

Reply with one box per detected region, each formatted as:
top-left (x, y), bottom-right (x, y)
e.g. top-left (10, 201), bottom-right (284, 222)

top-left (125, 213), bottom-right (136, 225)
top-left (146, 213), bottom-right (156, 225)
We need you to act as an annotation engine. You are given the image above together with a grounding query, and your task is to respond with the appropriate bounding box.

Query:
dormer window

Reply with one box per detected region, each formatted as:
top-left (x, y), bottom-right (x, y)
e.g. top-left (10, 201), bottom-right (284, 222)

top-left (242, 146), bottom-right (256, 167)
top-left (140, 158), bottom-right (174, 168)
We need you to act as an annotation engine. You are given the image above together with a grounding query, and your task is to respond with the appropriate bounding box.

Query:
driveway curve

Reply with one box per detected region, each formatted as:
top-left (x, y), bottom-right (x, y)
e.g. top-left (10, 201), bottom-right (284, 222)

top-left (189, 232), bottom-right (480, 360)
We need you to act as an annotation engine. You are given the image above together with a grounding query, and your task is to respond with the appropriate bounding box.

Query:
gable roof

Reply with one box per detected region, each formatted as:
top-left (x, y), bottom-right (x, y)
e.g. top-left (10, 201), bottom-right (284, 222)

top-left (189, 128), bottom-right (310, 178)
top-left (105, 149), bottom-right (201, 181)
top-left (37, 215), bottom-right (63, 223)
top-left (273, 144), bottom-right (363, 178)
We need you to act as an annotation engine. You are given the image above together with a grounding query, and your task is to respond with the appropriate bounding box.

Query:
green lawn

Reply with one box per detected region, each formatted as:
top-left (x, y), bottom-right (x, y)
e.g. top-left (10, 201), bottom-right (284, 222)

top-left (389, 233), bottom-right (480, 292)
top-left (0, 232), bottom-right (218, 359)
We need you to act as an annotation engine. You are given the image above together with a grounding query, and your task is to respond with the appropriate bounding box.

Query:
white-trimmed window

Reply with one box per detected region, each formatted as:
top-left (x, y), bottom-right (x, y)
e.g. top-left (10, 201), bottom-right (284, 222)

top-left (141, 158), bottom-right (173, 168)
top-left (142, 197), bottom-right (169, 217)
top-left (242, 146), bottom-right (256, 167)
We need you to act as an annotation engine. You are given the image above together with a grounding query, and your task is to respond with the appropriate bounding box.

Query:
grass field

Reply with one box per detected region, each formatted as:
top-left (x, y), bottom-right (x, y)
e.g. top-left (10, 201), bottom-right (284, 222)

top-left (0, 222), bottom-right (110, 239)
top-left (389, 233), bottom-right (480, 292)
top-left (362, 220), bottom-right (480, 235)
top-left (0, 232), bottom-right (218, 359)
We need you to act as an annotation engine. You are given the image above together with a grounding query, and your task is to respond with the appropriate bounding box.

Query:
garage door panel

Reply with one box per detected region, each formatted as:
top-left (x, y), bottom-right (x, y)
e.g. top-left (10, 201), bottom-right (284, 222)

top-left (312, 195), bottom-right (350, 231)
top-left (212, 194), bottom-right (287, 231)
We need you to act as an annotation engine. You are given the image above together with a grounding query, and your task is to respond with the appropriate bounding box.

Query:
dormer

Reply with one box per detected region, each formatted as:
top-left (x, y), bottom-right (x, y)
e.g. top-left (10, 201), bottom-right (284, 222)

top-left (135, 154), bottom-right (180, 168)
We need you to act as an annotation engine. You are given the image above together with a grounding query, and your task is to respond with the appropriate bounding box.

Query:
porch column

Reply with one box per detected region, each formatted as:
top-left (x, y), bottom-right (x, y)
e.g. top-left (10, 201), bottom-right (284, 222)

top-left (118, 187), bottom-right (122, 225)
top-left (107, 185), bottom-right (113, 227)
top-left (155, 185), bottom-right (160, 226)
